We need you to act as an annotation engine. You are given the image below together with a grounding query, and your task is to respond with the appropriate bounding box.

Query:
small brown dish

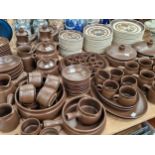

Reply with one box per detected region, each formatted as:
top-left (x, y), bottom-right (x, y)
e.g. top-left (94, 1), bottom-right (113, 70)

top-left (40, 127), bottom-right (60, 135)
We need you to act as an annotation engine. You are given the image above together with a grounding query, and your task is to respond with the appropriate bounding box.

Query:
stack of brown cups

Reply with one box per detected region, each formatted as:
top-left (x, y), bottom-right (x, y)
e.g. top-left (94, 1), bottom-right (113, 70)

top-left (62, 64), bottom-right (91, 96)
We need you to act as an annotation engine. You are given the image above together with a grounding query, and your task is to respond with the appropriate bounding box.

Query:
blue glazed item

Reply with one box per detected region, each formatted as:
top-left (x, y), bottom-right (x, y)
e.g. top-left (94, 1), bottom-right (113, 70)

top-left (100, 19), bottom-right (110, 25)
top-left (0, 19), bottom-right (13, 41)
top-left (65, 19), bottom-right (87, 32)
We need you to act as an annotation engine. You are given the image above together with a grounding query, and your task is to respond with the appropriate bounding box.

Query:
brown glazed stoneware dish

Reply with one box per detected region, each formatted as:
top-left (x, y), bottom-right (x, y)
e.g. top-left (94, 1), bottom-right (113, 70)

top-left (90, 78), bottom-right (148, 119)
top-left (146, 81), bottom-right (155, 103)
top-left (95, 69), bottom-right (111, 84)
top-left (43, 95), bottom-right (106, 135)
top-left (19, 84), bottom-right (36, 105)
top-left (0, 94), bottom-right (20, 132)
top-left (15, 83), bottom-right (66, 120)
top-left (124, 61), bottom-right (139, 75)
top-left (0, 72), bottom-right (27, 103)
top-left (28, 71), bottom-right (43, 88)
top-left (37, 86), bottom-right (57, 108)
top-left (17, 45), bottom-right (36, 72)
top-left (105, 44), bottom-right (137, 66)
top-left (110, 68), bottom-right (124, 82)
top-left (16, 28), bottom-right (29, 46)
top-left (138, 57), bottom-right (153, 70)
top-left (121, 75), bottom-right (138, 88)
top-left (39, 25), bottom-right (52, 42)
top-left (44, 75), bottom-right (60, 91)
top-left (21, 118), bottom-right (41, 135)
top-left (113, 85), bottom-right (138, 107)
top-left (132, 40), bottom-right (155, 57)
top-left (37, 59), bottom-right (59, 76)
top-left (66, 96), bottom-right (102, 125)
top-left (102, 79), bottom-right (119, 99)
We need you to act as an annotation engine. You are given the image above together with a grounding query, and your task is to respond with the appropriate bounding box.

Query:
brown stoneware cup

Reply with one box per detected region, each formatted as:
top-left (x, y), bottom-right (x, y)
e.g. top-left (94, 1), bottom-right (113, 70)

top-left (0, 94), bottom-right (20, 132)
top-left (138, 57), bottom-right (153, 70)
top-left (21, 118), bottom-right (41, 135)
top-left (124, 61), bottom-right (139, 75)
top-left (28, 71), bottom-right (43, 88)
top-left (66, 97), bottom-right (102, 125)
top-left (102, 79), bottom-right (119, 99)
top-left (37, 86), bottom-right (57, 108)
top-left (95, 69), bottom-right (111, 84)
top-left (135, 69), bottom-right (155, 90)
top-left (19, 84), bottom-right (36, 105)
top-left (110, 68), bottom-right (124, 82)
top-left (145, 81), bottom-right (155, 103)
top-left (113, 85), bottom-right (137, 107)
top-left (44, 75), bottom-right (60, 91)
top-left (121, 75), bottom-right (137, 89)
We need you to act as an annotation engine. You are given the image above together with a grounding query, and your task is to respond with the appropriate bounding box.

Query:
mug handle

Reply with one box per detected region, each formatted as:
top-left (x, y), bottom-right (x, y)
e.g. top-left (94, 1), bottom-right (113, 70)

top-left (43, 119), bottom-right (63, 128)
top-left (7, 93), bottom-right (14, 105)
top-left (112, 94), bottom-right (119, 101)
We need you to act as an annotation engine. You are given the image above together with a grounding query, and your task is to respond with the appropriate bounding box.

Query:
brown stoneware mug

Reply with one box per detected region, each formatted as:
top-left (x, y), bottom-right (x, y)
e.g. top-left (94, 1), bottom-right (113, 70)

top-left (66, 97), bottom-right (102, 125)
top-left (19, 84), bottom-right (36, 105)
top-left (110, 68), bottom-right (124, 82)
top-left (138, 57), bottom-right (153, 70)
top-left (124, 61), bottom-right (139, 75)
top-left (37, 86), bottom-right (57, 108)
top-left (28, 71), bottom-right (43, 88)
top-left (95, 69), bottom-right (111, 84)
top-left (113, 85), bottom-right (137, 107)
top-left (44, 75), bottom-right (60, 91)
top-left (134, 69), bottom-right (155, 90)
top-left (121, 75), bottom-right (137, 89)
top-left (0, 94), bottom-right (20, 132)
top-left (102, 79), bottom-right (119, 99)
top-left (145, 81), bottom-right (155, 103)
top-left (21, 118), bottom-right (41, 135)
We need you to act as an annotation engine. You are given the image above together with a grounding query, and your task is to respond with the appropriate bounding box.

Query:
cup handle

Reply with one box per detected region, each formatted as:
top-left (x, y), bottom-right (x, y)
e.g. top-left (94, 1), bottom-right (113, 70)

top-left (112, 94), bottom-right (119, 101)
top-left (7, 93), bottom-right (14, 105)
top-left (65, 111), bottom-right (80, 121)
top-left (13, 72), bottom-right (28, 86)
top-left (133, 73), bottom-right (139, 79)
top-left (118, 66), bottom-right (125, 70)
top-left (43, 119), bottom-right (63, 128)
top-left (143, 84), bottom-right (151, 91)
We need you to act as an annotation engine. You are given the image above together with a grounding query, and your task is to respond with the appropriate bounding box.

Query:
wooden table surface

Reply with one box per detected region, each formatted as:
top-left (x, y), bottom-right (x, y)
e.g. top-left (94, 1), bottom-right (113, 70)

top-left (1, 20), bottom-right (154, 135)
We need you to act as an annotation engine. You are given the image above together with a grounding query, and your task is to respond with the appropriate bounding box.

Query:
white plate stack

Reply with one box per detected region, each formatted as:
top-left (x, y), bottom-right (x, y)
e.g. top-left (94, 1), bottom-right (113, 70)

top-left (111, 19), bottom-right (145, 45)
top-left (83, 24), bottom-right (113, 54)
top-left (59, 30), bottom-right (83, 57)
top-left (144, 20), bottom-right (155, 43)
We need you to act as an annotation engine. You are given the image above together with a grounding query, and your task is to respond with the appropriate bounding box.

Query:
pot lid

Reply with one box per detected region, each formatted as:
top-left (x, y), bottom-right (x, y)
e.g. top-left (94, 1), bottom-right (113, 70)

top-left (132, 40), bottom-right (155, 57)
top-left (16, 28), bottom-right (28, 36)
top-left (105, 44), bottom-right (137, 61)
top-left (36, 42), bottom-right (55, 53)
top-left (39, 25), bottom-right (51, 33)
top-left (37, 59), bottom-right (56, 69)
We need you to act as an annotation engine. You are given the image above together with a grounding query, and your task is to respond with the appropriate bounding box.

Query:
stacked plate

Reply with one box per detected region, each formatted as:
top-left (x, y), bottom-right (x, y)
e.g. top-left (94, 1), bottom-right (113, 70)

top-left (62, 64), bottom-right (91, 96)
top-left (111, 19), bottom-right (145, 45)
top-left (83, 24), bottom-right (113, 54)
top-left (0, 37), bottom-right (12, 56)
top-left (144, 20), bottom-right (155, 43)
top-left (59, 30), bottom-right (83, 57)
top-left (0, 55), bottom-right (24, 80)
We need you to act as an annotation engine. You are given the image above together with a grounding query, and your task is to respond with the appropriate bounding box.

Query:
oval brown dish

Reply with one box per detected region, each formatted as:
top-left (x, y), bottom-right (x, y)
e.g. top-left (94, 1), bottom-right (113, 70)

top-left (90, 78), bottom-right (148, 119)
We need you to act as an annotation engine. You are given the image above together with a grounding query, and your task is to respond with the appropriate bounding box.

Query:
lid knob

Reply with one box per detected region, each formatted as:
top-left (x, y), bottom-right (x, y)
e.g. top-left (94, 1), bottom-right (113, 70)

top-left (119, 45), bottom-right (125, 51)
top-left (147, 39), bottom-right (153, 46)
top-left (18, 28), bottom-right (24, 33)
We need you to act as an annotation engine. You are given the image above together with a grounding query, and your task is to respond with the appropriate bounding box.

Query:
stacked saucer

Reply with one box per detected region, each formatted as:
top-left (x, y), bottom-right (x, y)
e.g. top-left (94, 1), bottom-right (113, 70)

top-left (62, 64), bottom-right (91, 96)
top-left (0, 55), bottom-right (24, 80)
top-left (0, 37), bottom-right (12, 56)
top-left (111, 19), bottom-right (145, 45)
top-left (83, 24), bottom-right (113, 54)
top-left (59, 30), bottom-right (83, 57)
